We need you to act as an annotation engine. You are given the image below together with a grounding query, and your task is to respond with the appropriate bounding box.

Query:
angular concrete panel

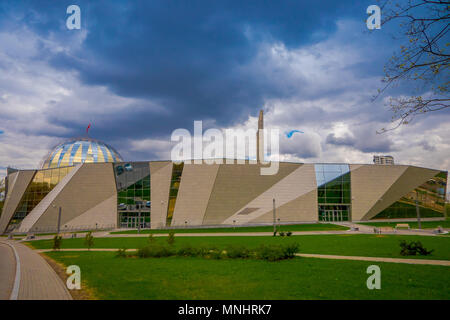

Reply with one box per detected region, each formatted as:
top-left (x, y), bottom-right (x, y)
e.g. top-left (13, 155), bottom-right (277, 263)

top-left (361, 165), bottom-right (440, 220)
top-left (171, 163), bottom-right (220, 227)
top-left (0, 170), bottom-right (35, 234)
top-left (224, 164), bottom-right (316, 224)
top-left (350, 164), bottom-right (408, 221)
top-left (203, 162), bottom-right (300, 225)
top-left (62, 194), bottom-right (117, 229)
top-left (250, 189), bottom-right (317, 223)
top-left (150, 161), bottom-right (172, 229)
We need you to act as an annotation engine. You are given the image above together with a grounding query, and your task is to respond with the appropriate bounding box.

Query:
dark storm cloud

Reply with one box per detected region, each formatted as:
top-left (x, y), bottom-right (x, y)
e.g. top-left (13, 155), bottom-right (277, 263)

top-left (325, 126), bottom-right (396, 153)
top-left (0, 0), bottom-right (371, 141)
top-left (325, 133), bottom-right (356, 147)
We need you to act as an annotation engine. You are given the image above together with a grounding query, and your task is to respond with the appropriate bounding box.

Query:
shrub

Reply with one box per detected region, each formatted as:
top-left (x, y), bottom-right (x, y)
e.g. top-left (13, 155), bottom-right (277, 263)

top-left (116, 248), bottom-right (128, 258)
top-left (225, 245), bottom-right (251, 259)
top-left (255, 243), bottom-right (300, 261)
top-left (286, 231), bottom-right (292, 236)
top-left (255, 244), bottom-right (285, 261)
top-left (282, 243), bottom-right (300, 258)
top-left (400, 240), bottom-right (433, 256)
top-left (84, 232), bottom-right (94, 250)
top-left (196, 245), bottom-right (212, 257)
top-left (147, 233), bottom-right (155, 243)
top-left (52, 235), bottom-right (62, 251)
top-left (279, 232), bottom-right (285, 237)
top-left (137, 244), bottom-right (175, 258)
top-left (209, 249), bottom-right (224, 260)
top-left (177, 245), bottom-right (200, 257)
top-left (167, 231), bottom-right (175, 246)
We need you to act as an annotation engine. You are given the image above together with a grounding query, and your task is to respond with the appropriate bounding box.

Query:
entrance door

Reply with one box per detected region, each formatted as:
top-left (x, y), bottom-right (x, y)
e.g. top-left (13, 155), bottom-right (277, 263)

top-left (319, 205), bottom-right (350, 222)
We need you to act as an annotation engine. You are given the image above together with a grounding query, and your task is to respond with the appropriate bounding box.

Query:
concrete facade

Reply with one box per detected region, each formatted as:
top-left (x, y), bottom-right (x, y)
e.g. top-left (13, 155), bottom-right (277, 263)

top-left (0, 161), bottom-right (447, 234)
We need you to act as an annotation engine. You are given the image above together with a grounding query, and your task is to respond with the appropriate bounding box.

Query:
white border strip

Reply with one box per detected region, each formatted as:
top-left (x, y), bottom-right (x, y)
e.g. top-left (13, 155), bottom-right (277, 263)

top-left (3, 241), bottom-right (20, 300)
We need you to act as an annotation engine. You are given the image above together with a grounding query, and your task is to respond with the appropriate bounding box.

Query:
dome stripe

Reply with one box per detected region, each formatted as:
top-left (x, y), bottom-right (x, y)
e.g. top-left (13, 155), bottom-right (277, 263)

top-left (68, 142), bottom-right (81, 166)
top-left (56, 143), bottom-right (72, 167)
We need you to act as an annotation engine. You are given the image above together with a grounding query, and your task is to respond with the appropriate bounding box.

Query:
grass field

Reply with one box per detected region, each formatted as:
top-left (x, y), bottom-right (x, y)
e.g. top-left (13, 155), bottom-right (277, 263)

top-left (358, 220), bottom-right (450, 229)
top-left (110, 223), bottom-right (349, 234)
top-left (45, 251), bottom-right (450, 299)
top-left (28, 234), bottom-right (450, 260)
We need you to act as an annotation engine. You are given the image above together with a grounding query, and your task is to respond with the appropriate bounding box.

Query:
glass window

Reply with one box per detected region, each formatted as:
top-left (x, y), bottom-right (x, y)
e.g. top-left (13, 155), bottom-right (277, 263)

top-left (372, 171), bottom-right (447, 219)
top-left (7, 166), bottom-right (74, 230)
top-left (166, 162), bottom-right (184, 226)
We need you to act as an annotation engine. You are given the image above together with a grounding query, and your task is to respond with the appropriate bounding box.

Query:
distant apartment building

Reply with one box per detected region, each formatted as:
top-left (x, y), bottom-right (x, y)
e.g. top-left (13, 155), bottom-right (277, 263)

top-left (373, 155), bottom-right (394, 165)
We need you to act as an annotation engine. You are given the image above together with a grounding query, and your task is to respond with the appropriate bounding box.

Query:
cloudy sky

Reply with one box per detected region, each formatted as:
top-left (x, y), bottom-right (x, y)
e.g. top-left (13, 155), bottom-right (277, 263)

top-left (0, 1), bottom-right (449, 187)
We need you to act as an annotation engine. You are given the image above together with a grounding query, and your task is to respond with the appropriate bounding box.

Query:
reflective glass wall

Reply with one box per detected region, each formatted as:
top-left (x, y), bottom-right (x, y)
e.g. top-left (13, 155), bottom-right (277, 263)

top-left (114, 162), bottom-right (151, 228)
top-left (314, 164), bottom-right (351, 221)
top-left (7, 166), bottom-right (74, 231)
top-left (166, 162), bottom-right (184, 226)
top-left (372, 171), bottom-right (448, 219)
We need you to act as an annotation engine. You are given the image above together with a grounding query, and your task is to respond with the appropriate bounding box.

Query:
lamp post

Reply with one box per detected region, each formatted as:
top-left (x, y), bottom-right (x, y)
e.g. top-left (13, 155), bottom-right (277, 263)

top-left (137, 201), bottom-right (142, 234)
top-left (161, 200), bottom-right (165, 228)
top-left (415, 191), bottom-right (422, 229)
top-left (272, 198), bottom-right (276, 236)
top-left (52, 204), bottom-right (62, 235)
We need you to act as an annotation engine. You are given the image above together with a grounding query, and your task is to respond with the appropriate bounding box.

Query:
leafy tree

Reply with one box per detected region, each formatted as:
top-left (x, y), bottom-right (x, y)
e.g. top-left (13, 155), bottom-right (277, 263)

top-left (84, 231), bottom-right (94, 250)
top-left (375, 0), bottom-right (449, 132)
top-left (167, 230), bottom-right (175, 246)
top-left (52, 235), bottom-right (62, 251)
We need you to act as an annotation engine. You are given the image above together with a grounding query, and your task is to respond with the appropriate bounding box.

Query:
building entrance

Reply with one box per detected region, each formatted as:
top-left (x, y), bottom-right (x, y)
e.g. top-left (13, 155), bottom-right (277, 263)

top-left (119, 212), bottom-right (150, 229)
top-left (318, 205), bottom-right (350, 222)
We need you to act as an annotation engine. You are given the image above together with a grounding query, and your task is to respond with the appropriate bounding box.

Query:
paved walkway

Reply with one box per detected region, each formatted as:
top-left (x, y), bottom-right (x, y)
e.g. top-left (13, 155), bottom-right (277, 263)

top-left (35, 248), bottom-right (450, 267)
top-left (0, 240), bottom-right (72, 300)
top-left (0, 242), bottom-right (16, 300)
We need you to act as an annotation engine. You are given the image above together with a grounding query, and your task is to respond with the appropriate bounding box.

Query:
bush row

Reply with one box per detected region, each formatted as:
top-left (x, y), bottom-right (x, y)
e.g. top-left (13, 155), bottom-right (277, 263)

top-left (120, 242), bottom-right (300, 261)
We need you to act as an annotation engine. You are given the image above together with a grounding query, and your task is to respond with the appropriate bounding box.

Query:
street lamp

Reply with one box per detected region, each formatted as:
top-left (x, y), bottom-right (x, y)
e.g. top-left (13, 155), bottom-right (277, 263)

top-left (415, 191), bottom-right (422, 229)
top-left (272, 198), bottom-right (276, 236)
top-left (52, 203), bottom-right (62, 235)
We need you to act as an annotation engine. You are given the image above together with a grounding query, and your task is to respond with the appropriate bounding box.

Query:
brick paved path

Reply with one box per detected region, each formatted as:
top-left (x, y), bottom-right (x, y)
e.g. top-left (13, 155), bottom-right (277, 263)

top-left (0, 242), bottom-right (15, 300)
top-left (0, 240), bottom-right (72, 300)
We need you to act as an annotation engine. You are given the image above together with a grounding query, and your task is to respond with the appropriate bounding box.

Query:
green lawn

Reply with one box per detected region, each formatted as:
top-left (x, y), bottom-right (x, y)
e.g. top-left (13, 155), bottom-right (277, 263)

top-left (359, 220), bottom-right (450, 229)
top-left (110, 223), bottom-right (349, 234)
top-left (28, 234), bottom-right (450, 260)
top-left (45, 251), bottom-right (450, 299)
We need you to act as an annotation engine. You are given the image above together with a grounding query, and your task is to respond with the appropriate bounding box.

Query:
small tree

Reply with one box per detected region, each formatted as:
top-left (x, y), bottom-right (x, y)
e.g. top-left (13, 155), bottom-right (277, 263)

top-left (52, 235), bottom-right (62, 251)
top-left (148, 233), bottom-right (155, 243)
top-left (167, 230), bottom-right (175, 246)
top-left (84, 231), bottom-right (94, 251)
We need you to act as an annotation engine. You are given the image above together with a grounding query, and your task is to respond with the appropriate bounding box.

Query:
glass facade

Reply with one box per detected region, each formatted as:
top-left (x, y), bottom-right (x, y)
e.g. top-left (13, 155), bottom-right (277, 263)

top-left (7, 166), bottom-right (74, 231)
top-left (166, 162), bottom-right (184, 226)
top-left (372, 171), bottom-right (448, 219)
top-left (114, 162), bottom-right (151, 228)
top-left (315, 164), bottom-right (351, 221)
top-left (42, 139), bottom-right (122, 169)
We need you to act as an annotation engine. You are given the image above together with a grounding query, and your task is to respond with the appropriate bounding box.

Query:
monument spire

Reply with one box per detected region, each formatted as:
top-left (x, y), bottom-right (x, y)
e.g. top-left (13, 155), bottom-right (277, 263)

top-left (257, 110), bottom-right (264, 163)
